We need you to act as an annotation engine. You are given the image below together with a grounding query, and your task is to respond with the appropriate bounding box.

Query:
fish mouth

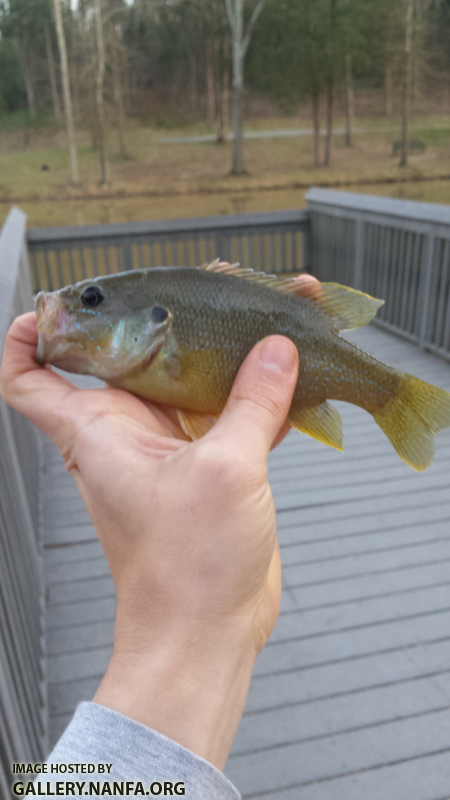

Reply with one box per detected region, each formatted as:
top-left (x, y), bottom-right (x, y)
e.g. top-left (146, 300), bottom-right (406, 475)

top-left (35, 291), bottom-right (75, 365)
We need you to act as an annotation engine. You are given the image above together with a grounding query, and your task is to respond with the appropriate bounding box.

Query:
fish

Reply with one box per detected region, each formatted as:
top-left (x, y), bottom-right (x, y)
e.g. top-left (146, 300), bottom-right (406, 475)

top-left (34, 260), bottom-right (450, 471)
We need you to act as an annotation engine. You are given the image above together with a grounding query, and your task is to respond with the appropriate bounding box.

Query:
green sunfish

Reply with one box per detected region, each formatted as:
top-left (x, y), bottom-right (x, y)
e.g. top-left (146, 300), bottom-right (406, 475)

top-left (34, 261), bottom-right (450, 471)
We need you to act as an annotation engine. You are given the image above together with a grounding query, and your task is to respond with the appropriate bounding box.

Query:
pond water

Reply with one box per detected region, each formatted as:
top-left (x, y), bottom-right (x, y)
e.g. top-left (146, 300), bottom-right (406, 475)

top-left (2, 179), bottom-right (450, 229)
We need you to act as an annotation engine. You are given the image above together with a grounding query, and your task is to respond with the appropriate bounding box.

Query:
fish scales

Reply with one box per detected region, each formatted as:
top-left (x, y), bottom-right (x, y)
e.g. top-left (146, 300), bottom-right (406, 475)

top-left (111, 268), bottom-right (398, 413)
top-left (34, 263), bottom-right (450, 471)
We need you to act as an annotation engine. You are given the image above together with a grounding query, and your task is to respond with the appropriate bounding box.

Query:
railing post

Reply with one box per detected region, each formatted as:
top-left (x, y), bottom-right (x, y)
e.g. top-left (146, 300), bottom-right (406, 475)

top-left (353, 215), bottom-right (364, 291)
top-left (123, 243), bottom-right (133, 271)
top-left (418, 231), bottom-right (435, 351)
top-left (302, 217), bottom-right (312, 273)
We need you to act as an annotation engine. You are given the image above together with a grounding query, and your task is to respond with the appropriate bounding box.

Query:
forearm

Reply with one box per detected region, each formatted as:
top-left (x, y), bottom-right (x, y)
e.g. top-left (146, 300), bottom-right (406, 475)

top-left (93, 622), bottom-right (257, 771)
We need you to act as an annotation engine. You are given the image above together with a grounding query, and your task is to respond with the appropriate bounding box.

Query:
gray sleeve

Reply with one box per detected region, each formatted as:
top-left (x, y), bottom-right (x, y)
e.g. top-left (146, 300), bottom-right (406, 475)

top-left (39, 701), bottom-right (241, 799)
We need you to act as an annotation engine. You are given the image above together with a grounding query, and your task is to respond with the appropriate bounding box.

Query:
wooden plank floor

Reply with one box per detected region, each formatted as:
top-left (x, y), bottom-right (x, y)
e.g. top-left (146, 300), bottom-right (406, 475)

top-left (43, 325), bottom-right (450, 799)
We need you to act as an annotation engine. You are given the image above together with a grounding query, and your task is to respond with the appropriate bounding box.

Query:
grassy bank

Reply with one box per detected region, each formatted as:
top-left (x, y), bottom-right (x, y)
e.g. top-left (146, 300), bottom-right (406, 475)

top-left (2, 115), bottom-right (450, 206)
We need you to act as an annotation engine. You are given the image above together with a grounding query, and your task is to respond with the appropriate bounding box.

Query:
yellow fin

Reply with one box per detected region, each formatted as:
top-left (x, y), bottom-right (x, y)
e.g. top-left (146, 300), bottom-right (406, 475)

top-left (373, 375), bottom-right (450, 471)
top-left (313, 283), bottom-right (384, 331)
top-left (177, 409), bottom-right (219, 440)
top-left (200, 262), bottom-right (382, 330)
top-left (288, 402), bottom-right (343, 450)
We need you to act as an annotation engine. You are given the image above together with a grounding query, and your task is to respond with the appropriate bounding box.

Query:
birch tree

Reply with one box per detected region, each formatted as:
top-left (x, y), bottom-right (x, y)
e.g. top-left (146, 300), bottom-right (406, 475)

top-left (94, 0), bottom-right (109, 185)
top-left (400, 0), bottom-right (414, 167)
top-left (53, 0), bottom-right (78, 184)
top-left (45, 24), bottom-right (61, 119)
top-left (224, 0), bottom-right (267, 174)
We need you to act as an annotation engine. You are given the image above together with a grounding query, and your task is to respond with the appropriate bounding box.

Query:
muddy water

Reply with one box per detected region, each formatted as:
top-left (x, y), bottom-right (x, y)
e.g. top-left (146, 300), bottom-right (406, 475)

top-left (2, 180), bottom-right (450, 229)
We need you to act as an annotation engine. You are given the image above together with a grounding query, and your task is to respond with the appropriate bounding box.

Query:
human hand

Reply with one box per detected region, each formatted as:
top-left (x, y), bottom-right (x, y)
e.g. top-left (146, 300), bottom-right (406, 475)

top-left (0, 296), bottom-right (302, 769)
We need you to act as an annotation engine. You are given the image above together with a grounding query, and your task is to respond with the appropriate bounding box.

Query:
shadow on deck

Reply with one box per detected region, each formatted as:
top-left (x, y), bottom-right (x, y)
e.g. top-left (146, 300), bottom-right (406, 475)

top-left (44, 324), bottom-right (450, 800)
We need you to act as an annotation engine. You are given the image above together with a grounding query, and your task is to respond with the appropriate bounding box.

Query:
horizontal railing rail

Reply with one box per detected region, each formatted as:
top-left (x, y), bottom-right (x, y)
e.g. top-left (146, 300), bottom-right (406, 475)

top-left (26, 210), bottom-right (310, 292)
top-left (0, 208), bottom-right (46, 797)
top-left (306, 187), bottom-right (450, 362)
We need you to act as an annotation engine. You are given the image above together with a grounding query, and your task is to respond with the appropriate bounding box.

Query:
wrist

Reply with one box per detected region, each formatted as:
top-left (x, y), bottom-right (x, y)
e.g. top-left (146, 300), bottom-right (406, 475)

top-left (93, 623), bottom-right (257, 770)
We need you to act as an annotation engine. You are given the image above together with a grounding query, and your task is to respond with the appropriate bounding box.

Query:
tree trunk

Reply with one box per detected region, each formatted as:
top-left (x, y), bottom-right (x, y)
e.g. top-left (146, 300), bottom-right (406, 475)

top-left (230, 0), bottom-right (244, 174)
top-left (232, 82), bottom-right (244, 173)
top-left (206, 40), bottom-right (216, 123)
top-left (53, 0), bottom-right (78, 184)
top-left (189, 57), bottom-right (198, 112)
top-left (225, 0), bottom-right (266, 174)
top-left (94, 0), bottom-right (109, 185)
top-left (385, 62), bottom-right (393, 117)
top-left (112, 33), bottom-right (127, 158)
top-left (324, 79), bottom-right (333, 167)
top-left (45, 25), bottom-right (61, 119)
top-left (400, 0), bottom-right (414, 167)
top-left (217, 67), bottom-right (229, 143)
top-left (312, 90), bottom-right (320, 167)
top-left (324, 0), bottom-right (336, 167)
top-left (20, 44), bottom-right (36, 116)
top-left (345, 53), bottom-right (354, 147)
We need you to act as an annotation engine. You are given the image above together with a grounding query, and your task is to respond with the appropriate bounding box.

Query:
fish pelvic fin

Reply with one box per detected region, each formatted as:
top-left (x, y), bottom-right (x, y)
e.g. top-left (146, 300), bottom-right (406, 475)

top-left (288, 401), bottom-right (343, 451)
top-left (373, 374), bottom-right (450, 471)
top-left (177, 408), bottom-right (219, 440)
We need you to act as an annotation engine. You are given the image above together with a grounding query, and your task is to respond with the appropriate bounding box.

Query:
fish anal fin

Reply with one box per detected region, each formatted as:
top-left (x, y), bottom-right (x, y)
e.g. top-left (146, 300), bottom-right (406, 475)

top-left (288, 401), bottom-right (343, 451)
top-left (373, 374), bottom-right (450, 471)
top-left (177, 409), bottom-right (219, 440)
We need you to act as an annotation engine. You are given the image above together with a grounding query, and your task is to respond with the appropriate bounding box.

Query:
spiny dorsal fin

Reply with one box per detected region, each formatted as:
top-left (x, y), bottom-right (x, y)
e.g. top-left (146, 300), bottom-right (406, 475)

top-left (288, 402), bottom-right (343, 451)
top-left (200, 262), bottom-right (383, 331)
top-left (177, 408), bottom-right (219, 440)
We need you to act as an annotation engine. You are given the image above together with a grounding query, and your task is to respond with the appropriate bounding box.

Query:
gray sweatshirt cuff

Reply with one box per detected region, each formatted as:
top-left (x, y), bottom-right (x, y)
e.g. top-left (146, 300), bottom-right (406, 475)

top-left (44, 701), bottom-right (241, 799)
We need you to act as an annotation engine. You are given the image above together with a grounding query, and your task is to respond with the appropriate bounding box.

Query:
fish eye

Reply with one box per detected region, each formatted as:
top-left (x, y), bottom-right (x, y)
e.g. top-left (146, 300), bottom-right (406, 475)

top-left (81, 285), bottom-right (104, 307)
top-left (151, 306), bottom-right (169, 323)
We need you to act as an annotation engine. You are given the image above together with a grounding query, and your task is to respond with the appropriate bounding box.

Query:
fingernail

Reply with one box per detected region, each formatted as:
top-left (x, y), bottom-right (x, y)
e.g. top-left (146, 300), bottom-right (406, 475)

top-left (260, 337), bottom-right (296, 375)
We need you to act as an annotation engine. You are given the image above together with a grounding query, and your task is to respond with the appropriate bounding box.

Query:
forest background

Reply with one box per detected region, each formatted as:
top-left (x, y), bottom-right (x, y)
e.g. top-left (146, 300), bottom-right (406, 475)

top-left (2, 0), bottom-right (450, 227)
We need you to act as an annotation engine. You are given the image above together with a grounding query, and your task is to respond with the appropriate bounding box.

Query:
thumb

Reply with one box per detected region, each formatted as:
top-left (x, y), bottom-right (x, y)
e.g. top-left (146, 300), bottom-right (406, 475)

top-left (215, 336), bottom-right (299, 461)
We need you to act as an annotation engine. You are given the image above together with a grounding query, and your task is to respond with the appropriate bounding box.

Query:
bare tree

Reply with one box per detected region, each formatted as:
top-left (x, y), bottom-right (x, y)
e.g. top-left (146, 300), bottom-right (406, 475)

top-left (94, 0), bottom-right (109, 185)
top-left (323, 0), bottom-right (336, 167)
top-left (400, 0), bottom-right (414, 167)
top-left (19, 42), bottom-right (35, 116)
top-left (53, 0), bottom-right (78, 184)
top-left (312, 88), bottom-right (321, 167)
top-left (45, 24), bottom-right (61, 119)
top-left (224, 0), bottom-right (267, 174)
top-left (345, 52), bottom-right (354, 146)
top-left (110, 24), bottom-right (127, 158)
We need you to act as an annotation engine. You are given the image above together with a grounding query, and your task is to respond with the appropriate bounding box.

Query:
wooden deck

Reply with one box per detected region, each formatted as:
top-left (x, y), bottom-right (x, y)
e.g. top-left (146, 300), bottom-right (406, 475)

top-left (43, 324), bottom-right (450, 800)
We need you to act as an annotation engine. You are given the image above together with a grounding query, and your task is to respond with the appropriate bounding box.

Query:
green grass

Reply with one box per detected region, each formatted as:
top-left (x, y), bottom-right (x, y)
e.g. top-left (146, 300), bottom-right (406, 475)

top-left (2, 112), bottom-right (450, 210)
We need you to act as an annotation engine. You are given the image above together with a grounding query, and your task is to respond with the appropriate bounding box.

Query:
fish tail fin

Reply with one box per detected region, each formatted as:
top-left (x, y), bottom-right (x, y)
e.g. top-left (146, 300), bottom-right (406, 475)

top-left (373, 374), bottom-right (450, 471)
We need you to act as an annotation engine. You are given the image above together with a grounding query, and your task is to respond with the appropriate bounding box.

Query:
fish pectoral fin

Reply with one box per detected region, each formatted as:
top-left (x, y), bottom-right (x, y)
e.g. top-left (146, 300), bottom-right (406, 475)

top-left (288, 402), bottom-right (343, 451)
top-left (177, 409), bottom-right (219, 440)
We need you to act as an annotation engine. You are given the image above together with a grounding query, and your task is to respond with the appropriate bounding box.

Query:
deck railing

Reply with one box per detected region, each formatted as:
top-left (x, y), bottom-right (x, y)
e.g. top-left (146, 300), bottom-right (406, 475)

top-left (1, 188), bottom-right (450, 786)
top-left (306, 187), bottom-right (450, 361)
top-left (0, 208), bottom-right (46, 796)
top-left (26, 210), bottom-right (310, 292)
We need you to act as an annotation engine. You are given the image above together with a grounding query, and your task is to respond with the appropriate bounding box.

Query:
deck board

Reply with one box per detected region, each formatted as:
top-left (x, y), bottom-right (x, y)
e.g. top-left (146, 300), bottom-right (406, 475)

top-left (42, 325), bottom-right (450, 798)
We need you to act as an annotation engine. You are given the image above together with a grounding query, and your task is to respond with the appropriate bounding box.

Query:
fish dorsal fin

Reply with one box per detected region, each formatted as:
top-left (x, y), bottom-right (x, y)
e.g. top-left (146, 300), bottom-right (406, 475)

top-left (177, 408), bottom-right (219, 440)
top-left (288, 402), bottom-right (343, 451)
top-left (200, 262), bottom-right (383, 331)
top-left (309, 283), bottom-right (384, 331)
